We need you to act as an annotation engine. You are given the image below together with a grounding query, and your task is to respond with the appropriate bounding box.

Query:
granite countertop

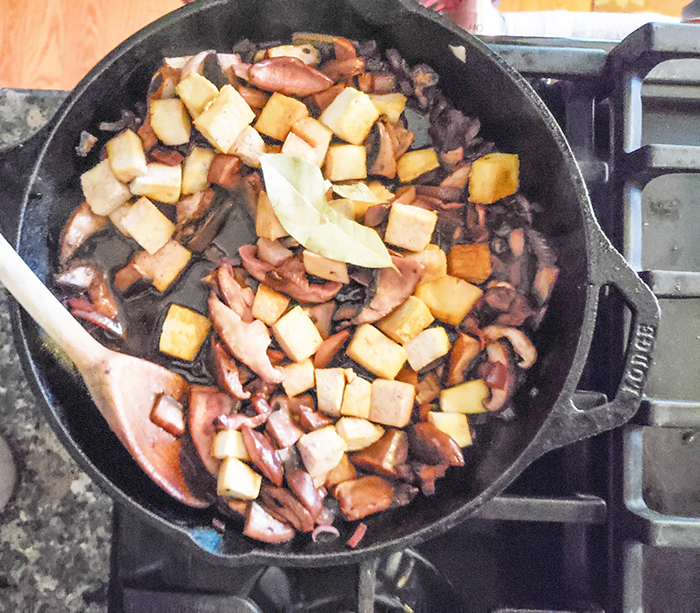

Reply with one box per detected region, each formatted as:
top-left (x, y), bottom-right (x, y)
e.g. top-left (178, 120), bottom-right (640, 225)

top-left (0, 89), bottom-right (112, 612)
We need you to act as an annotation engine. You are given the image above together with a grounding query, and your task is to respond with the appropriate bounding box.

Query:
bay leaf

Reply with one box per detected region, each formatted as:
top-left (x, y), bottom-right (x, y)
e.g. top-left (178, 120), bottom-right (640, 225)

top-left (332, 182), bottom-right (383, 204)
top-left (260, 154), bottom-right (392, 269)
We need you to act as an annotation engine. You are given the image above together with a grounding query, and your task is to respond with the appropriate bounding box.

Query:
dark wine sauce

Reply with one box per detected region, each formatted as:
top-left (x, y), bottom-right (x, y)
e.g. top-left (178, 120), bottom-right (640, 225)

top-left (61, 189), bottom-right (258, 388)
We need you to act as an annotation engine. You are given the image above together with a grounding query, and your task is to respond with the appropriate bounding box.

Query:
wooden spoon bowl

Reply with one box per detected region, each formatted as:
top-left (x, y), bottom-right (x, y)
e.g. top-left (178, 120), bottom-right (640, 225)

top-left (0, 232), bottom-right (210, 508)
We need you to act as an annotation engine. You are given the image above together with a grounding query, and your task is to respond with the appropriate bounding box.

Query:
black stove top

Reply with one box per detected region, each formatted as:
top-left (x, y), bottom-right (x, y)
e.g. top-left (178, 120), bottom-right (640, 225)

top-left (109, 24), bottom-right (700, 612)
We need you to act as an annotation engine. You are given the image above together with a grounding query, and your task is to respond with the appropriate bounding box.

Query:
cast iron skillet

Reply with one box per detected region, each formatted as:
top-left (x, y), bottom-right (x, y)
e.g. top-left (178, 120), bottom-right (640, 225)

top-left (0, 0), bottom-right (659, 566)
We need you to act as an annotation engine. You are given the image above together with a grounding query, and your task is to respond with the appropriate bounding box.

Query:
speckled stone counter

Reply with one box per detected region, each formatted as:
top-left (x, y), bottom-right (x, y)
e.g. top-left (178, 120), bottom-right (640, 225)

top-left (0, 89), bottom-right (112, 612)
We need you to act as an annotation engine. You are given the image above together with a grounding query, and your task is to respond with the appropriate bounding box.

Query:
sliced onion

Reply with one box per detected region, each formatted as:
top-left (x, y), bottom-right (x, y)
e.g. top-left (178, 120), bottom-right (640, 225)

top-left (347, 523), bottom-right (367, 548)
top-left (311, 524), bottom-right (340, 542)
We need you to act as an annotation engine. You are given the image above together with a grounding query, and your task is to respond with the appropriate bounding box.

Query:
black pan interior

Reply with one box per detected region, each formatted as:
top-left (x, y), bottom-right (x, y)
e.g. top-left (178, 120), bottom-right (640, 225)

top-left (14, 0), bottom-right (591, 562)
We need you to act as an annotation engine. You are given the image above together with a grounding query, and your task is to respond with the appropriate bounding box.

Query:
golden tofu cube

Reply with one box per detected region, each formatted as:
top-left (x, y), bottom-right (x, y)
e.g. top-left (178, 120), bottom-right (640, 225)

top-left (335, 417), bottom-right (384, 451)
top-left (217, 456), bottom-right (262, 499)
top-left (281, 358), bottom-right (315, 397)
top-left (340, 371), bottom-right (372, 419)
top-left (149, 98), bottom-right (191, 146)
top-left (291, 116), bottom-right (333, 148)
top-left (369, 379), bottom-right (415, 428)
top-left (447, 243), bottom-right (493, 284)
top-left (297, 426), bottom-right (347, 486)
top-left (415, 275), bottom-right (483, 326)
top-left (194, 85), bottom-right (255, 153)
top-left (302, 250), bottom-right (350, 284)
top-left (427, 411), bottom-right (473, 447)
top-left (131, 240), bottom-right (192, 292)
top-left (108, 205), bottom-right (132, 237)
top-left (106, 129), bottom-right (147, 183)
top-left (81, 159), bottom-right (131, 216)
top-left (255, 92), bottom-right (309, 142)
top-left (283, 117), bottom-right (333, 167)
top-left (440, 379), bottom-right (490, 414)
top-left (396, 148), bottom-right (440, 183)
top-left (272, 305), bottom-right (324, 362)
top-left (369, 93), bottom-right (407, 124)
top-left (230, 126), bottom-right (267, 168)
top-left (319, 87), bottom-right (380, 145)
top-left (404, 244), bottom-right (448, 286)
top-left (315, 367), bottom-right (347, 417)
top-left (159, 303), bottom-right (211, 361)
top-left (468, 153), bottom-right (519, 204)
top-left (384, 202), bottom-right (438, 252)
top-left (323, 144), bottom-right (367, 182)
top-left (255, 190), bottom-right (288, 241)
top-left (282, 132), bottom-right (327, 168)
top-left (181, 147), bottom-right (215, 195)
top-left (405, 326), bottom-right (451, 372)
top-left (252, 283), bottom-right (290, 325)
top-left (377, 296), bottom-right (434, 345)
top-left (212, 429), bottom-right (250, 460)
top-left (129, 162), bottom-right (182, 204)
top-left (118, 197), bottom-right (176, 254)
top-left (347, 324), bottom-right (407, 380)
top-left (176, 72), bottom-right (219, 118)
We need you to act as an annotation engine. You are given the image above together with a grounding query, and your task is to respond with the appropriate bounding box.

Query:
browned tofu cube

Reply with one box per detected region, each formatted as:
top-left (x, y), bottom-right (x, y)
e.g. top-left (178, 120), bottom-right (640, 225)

top-left (323, 144), bottom-right (367, 182)
top-left (256, 190), bottom-right (288, 241)
top-left (369, 379), bottom-right (415, 428)
top-left (414, 275), bottom-right (483, 326)
top-left (377, 296), bottom-right (434, 345)
top-left (159, 304), bottom-right (211, 361)
top-left (271, 305), bottom-right (323, 362)
top-left (255, 92), bottom-right (309, 142)
top-left (281, 358), bottom-right (315, 397)
top-left (468, 153), bottom-right (519, 204)
top-left (447, 243), bottom-right (493, 284)
top-left (251, 283), bottom-right (290, 325)
top-left (346, 324), bottom-right (407, 380)
top-left (315, 368), bottom-right (347, 417)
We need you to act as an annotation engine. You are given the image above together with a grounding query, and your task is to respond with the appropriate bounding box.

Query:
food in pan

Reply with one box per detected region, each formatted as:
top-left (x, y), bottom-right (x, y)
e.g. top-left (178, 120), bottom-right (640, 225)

top-left (55, 33), bottom-right (558, 545)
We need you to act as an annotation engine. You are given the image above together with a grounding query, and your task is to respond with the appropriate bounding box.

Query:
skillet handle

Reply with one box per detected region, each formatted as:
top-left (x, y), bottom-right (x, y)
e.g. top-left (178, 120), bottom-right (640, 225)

top-left (535, 228), bottom-right (660, 453)
top-left (0, 122), bottom-right (54, 244)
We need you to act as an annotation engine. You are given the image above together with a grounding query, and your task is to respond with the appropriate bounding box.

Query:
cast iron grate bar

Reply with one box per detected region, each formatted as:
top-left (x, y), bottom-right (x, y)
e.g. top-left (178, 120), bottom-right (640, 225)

top-left (621, 144), bottom-right (700, 180)
top-left (473, 494), bottom-right (607, 524)
top-left (639, 270), bottom-right (700, 298)
top-left (636, 399), bottom-right (700, 428)
top-left (622, 426), bottom-right (700, 548)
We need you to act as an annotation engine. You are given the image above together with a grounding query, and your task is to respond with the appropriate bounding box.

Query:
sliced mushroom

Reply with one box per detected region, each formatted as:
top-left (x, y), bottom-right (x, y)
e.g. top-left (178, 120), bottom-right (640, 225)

top-left (482, 340), bottom-right (514, 412)
top-left (241, 425), bottom-right (284, 487)
top-left (217, 262), bottom-right (254, 323)
top-left (334, 476), bottom-right (394, 521)
top-left (209, 293), bottom-right (284, 383)
top-left (60, 201), bottom-right (107, 264)
top-left (243, 502), bottom-right (295, 543)
top-left (188, 386), bottom-right (236, 476)
top-left (483, 326), bottom-right (537, 369)
top-left (368, 122), bottom-right (397, 179)
top-left (409, 422), bottom-right (464, 467)
top-left (212, 339), bottom-right (251, 400)
top-left (353, 256), bottom-right (424, 325)
top-left (351, 429), bottom-right (409, 478)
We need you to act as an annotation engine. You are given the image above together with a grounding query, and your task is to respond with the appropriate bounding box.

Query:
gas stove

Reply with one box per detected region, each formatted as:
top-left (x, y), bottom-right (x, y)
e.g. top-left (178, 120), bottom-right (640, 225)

top-left (104, 23), bottom-right (700, 613)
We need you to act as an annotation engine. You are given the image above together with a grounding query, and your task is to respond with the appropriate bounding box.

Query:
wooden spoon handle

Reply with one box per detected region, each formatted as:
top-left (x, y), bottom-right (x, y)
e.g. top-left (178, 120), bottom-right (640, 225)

top-left (0, 232), bottom-right (103, 368)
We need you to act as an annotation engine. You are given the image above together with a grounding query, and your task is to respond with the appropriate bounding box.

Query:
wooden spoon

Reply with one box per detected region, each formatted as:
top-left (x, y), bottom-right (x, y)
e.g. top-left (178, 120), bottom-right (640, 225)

top-left (0, 233), bottom-right (211, 508)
